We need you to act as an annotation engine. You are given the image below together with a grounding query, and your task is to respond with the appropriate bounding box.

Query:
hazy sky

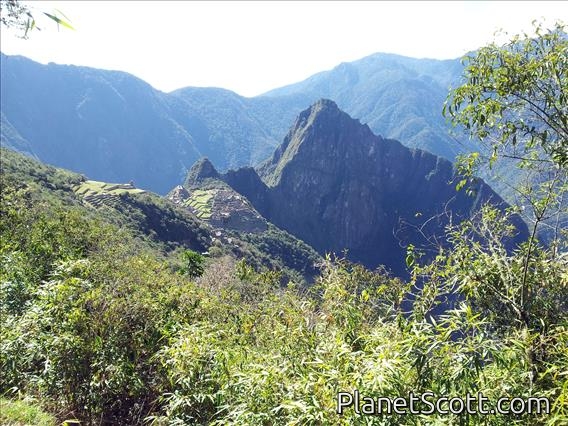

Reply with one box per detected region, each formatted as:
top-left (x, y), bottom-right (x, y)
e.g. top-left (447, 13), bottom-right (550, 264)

top-left (1, 1), bottom-right (566, 97)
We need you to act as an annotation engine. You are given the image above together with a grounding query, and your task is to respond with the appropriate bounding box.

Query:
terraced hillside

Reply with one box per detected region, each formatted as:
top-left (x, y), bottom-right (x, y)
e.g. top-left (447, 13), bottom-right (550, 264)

top-left (74, 180), bottom-right (146, 208)
top-left (182, 188), bottom-right (214, 220)
top-left (1, 148), bottom-right (320, 281)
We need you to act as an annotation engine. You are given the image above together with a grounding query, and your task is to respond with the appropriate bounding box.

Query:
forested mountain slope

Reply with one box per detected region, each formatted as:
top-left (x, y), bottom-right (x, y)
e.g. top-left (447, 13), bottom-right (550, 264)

top-left (0, 147), bottom-right (321, 281)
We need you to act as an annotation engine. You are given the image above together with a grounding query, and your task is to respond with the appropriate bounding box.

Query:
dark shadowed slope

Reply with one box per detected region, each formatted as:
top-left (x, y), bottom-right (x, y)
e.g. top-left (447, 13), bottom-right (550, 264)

top-left (218, 100), bottom-right (528, 276)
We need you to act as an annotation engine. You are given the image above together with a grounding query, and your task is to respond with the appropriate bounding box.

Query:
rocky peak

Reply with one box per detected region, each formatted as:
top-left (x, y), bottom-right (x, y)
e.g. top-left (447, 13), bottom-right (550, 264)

top-left (184, 157), bottom-right (220, 188)
top-left (174, 159), bottom-right (268, 233)
top-left (225, 101), bottom-right (527, 276)
top-left (173, 101), bottom-right (526, 277)
top-left (259, 99), bottom-right (377, 186)
top-left (298, 98), bottom-right (341, 122)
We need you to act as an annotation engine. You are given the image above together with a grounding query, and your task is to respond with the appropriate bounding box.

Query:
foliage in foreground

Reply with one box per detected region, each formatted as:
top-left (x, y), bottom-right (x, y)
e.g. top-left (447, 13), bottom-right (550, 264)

top-left (444, 21), bottom-right (567, 244)
top-left (1, 19), bottom-right (567, 426)
top-left (1, 164), bottom-right (566, 424)
top-left (0, 397), bottom-right (56, 426)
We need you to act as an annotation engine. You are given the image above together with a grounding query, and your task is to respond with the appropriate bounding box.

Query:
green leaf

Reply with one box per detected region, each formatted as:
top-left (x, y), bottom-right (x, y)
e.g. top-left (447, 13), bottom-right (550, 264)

top-left (43, 12), bottom-right (75, 30)
top-left (456, 179), bottom-right (467, 191)
top-left (405, 245), bottom-right (415, 268)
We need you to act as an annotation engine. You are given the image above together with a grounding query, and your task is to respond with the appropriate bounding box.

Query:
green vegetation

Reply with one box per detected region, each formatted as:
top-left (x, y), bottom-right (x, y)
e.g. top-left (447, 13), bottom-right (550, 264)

top-left (445, 21), bottom-right (567, 244)
top-left (0, 397), bottom-right (57, 425)
top-left (1, 181), bottom-right (565, 424)
top-left (180, 249), bottom-right (205, 278)
top-left (0, 148), bottom-right (211, 255)
top-left (238, 224), bottom-right (321, 280)
top-left (1, 24), bottom-right (566, 426)
top-left (1, 149), bottom-right (566, 425)
top-left (445, 22), bottom-right (567, 170)
top-left (185, 189), bottom-right (215, 219)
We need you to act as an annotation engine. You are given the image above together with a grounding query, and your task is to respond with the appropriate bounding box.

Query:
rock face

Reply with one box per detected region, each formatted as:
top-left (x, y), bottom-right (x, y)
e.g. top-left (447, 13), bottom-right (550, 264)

top-left (223, 167), bottom-right (271, 216)
top-left (212, 100), bottom-right (527, 276)
top-left (183, 158), bottom-right (220, 187)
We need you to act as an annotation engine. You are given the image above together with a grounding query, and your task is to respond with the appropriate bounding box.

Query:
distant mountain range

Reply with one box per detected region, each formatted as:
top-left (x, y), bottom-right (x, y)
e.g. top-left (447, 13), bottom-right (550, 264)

top-left (175, 100), bottom-right (527, 276)
top-left (1, 51), bottom-right (470, 194)
top-left (263, 53), bottom-right (467, 159)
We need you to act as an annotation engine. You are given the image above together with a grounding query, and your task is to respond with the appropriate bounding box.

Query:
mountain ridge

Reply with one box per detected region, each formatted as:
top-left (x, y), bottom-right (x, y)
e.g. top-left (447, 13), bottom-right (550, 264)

top-left (1, 146), bottom-right (321, 282)
top-left (1, 51), bottom-right (469, 195)
top-left (261, 52), bottom-right (467, 160)
top-left (180, 100), bottom-right (528, 276)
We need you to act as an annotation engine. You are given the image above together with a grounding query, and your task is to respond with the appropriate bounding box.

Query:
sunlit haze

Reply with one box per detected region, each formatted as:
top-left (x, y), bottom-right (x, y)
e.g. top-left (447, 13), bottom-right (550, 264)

top-left (1, 1), bottom-right (566, 97)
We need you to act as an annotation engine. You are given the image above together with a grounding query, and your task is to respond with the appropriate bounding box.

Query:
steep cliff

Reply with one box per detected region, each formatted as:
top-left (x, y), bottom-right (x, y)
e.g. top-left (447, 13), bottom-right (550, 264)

top-left (213, 100), bottom-right (528, 276)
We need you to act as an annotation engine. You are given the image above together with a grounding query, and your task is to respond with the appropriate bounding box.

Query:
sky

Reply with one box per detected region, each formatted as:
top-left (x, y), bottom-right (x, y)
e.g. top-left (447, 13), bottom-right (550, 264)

top-left (1, 1), bottom-right (566, 97)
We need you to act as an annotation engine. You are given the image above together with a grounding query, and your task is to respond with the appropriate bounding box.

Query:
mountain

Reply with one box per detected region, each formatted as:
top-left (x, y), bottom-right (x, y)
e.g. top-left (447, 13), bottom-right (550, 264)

top-left (0, 111), bottom-right (36, 158)
top-left (168, 87), bottom-right (313, 169)
top-left (1, 52), bottom-right (470, 196)
top-left (0, 147), bottom-right (321, 282)
top-left (168, 157), bottom-right (321, 280)
top-left (1, 53), bottom-right (200, 194)
top-left (172, 52), bottom-right (469, 163)
top-left (262, 52), bottom-right (468, 160)
top-left (0, 53), bottom-right (294, 194)
top-left (193, 100), bottom-right (527, 276)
